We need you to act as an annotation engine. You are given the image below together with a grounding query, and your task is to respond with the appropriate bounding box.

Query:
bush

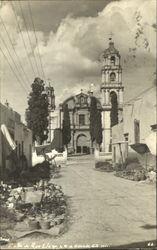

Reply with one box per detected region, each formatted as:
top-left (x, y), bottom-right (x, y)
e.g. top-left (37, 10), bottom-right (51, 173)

top-left (20, 161), bottom-right (51, 185)
top-left (126, 162), bottom-right (143, 171)
top-left (114, 163), bottom-right (125, 171)
top-left (95, 161), bottom-right (113, 172)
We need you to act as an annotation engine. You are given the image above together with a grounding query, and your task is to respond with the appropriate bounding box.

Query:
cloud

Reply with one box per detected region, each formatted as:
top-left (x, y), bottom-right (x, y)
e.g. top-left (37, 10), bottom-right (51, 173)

top-left (41, 0), bottom-right (156, 102)
top-left (0, 0), bottom-right (156, 119)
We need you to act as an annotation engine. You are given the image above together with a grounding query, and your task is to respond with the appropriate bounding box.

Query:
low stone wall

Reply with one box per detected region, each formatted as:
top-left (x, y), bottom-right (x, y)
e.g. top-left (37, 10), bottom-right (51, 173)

top-left (55, 150), bottom-right (67, 166)
top-left (94, 149), bottom-right (112, 163)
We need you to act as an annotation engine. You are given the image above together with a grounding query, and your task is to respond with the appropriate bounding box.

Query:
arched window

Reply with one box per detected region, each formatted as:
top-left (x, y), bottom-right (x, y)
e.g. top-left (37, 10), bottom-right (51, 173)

top-left (110, 72), bottom-right (116, 82)
top-left (110, 91), bottom-right (118, 127)
top-left (110, 91), bottom-right (117, 101)
top-left (110, 56), bottom-right (115, 65)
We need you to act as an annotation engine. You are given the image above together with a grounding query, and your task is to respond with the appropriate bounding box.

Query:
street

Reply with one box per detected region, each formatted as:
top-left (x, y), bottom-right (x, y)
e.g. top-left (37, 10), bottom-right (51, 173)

top-left (7, 155), bottom-right (156, 248)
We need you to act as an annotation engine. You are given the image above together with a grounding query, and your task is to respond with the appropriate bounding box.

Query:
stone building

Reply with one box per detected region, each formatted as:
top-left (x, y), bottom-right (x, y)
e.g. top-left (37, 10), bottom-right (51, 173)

top-left (112, 85), bottom-right (156, 169)
top-left (0, 102), bottom-right (32, 177)
top-left (59, 90), bottom-right (101, 154)
top-left (48, 39), bottom-right (124, 156)
top-left (100, 38), bottom-right (124, 152)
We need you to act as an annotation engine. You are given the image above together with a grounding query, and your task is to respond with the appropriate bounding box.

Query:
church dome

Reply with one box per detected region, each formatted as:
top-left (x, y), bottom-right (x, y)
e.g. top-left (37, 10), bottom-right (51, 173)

top-left (103, 41), bottom-right (120, 58)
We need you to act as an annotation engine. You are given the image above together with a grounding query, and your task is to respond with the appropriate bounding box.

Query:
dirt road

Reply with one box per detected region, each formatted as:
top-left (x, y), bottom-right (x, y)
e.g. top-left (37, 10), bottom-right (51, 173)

top-left (5, 155), bottom-right (156, 249)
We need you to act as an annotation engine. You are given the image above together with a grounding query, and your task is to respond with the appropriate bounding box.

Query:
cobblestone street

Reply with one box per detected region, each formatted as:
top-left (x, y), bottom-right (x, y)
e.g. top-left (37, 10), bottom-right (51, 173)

top-left (7, 155), bottom-right (156, 249)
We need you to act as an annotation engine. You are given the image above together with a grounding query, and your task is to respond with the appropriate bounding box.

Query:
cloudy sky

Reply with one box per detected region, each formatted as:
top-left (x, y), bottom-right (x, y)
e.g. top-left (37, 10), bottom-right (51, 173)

top-left (0, 0), bottom-right (156, 121)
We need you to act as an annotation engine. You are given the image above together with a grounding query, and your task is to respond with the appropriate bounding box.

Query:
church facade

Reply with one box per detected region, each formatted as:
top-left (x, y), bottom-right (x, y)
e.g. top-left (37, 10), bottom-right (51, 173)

top-left (59, 91), bottom-right (101, 154)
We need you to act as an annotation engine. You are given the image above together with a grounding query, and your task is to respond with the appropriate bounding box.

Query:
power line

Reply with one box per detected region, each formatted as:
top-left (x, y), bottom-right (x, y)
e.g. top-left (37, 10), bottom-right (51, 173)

top-left (0, 32), bottom-right (29, 92)
top-left (0, 15), bottom-right (30, 90)
top-left (11, 1), bottom-right (36, 78)
top-left (18, 0), bottom-right (41, 78)
top-left (28, 1), bottom-right (46, 81)
top-left (0, 46), bottom-right (28, 94)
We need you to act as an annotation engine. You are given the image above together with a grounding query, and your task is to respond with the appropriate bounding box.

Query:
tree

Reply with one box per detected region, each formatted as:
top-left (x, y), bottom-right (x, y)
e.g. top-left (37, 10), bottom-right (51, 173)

top-left (26, 77), bottom-right (49, 144)
top-left (95, 110), bottom-right (103, 145)
top-left (110, 92), bottom-right (118, 127)
top-left (90, 96), bottom-right (102, 148)
top-left (62, 104), bottom-right (71, 148)
top-left (89, 96), bottom-right (97, 142)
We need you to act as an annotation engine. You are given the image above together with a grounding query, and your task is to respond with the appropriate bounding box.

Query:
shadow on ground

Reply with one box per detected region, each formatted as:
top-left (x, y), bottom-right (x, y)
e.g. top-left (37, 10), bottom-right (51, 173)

top-left (141, 224), bottom-right (157, 230)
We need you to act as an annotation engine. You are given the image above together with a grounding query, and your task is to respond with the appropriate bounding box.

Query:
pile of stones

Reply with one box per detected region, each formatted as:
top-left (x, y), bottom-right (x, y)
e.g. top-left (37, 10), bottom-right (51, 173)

top-left (0, 180), bottom-right (67, 231)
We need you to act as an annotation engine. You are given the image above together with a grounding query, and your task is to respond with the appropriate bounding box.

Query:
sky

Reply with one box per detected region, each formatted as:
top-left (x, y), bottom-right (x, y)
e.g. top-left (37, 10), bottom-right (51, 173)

top-left (0, 0), bottom-right (156, 121)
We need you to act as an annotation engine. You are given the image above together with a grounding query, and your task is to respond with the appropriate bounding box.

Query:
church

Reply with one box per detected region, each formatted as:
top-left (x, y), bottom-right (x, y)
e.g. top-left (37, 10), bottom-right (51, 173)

top-left (48, 39), bottom-right (124, 154)
top-left (59, 90), bottom-right (101, 154)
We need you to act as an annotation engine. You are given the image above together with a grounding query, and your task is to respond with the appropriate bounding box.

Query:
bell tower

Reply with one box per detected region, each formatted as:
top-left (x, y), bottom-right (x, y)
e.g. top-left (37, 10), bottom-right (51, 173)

top-left (100, 38), bottom-right (124, 152)
top-left (45, 81), bottom-right (56, 143)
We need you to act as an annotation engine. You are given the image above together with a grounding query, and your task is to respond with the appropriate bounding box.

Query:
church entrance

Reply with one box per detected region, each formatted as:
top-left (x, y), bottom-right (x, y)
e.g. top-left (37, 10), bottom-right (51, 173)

top-left (76, 134), bottom-right (90, 154)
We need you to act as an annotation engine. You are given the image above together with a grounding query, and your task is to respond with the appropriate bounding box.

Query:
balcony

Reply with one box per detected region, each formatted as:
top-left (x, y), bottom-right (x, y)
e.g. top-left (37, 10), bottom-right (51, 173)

top-left (101, 83), bottom-right (122, 88)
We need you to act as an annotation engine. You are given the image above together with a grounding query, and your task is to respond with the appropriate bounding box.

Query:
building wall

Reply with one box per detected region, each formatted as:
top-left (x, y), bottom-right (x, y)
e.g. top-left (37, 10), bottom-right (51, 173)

top-left (101, 111), bottom-right (111, 152)
top-left (60, 92), bottom-right (100, 154)
top-left (112, 86), bottom-right (156, 169)
top-left (123, 86), bottom-right (156, 144)
top-left (112, 122), bottom-right (127, 165)
top-left (14, 123), bottom-right (32, 167)
top-left (0, 129), bottom-right (2, 174)
top-left (48, 109), bottom-right (60, 142)
top-left (0, 102), bottom-right (33, 176)
top-left (0, 103), bottom-right (20, 138)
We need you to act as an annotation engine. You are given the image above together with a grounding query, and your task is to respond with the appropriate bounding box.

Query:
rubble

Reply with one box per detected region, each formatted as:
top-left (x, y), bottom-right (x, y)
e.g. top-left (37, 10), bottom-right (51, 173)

top-left (146, 171), bottom-right (156, 183)
top-left (0, 179), bottom-right (67, 240)
top-left (113, 160), bottom-right (150, 182)
top-left (115, 168), bottom-right (147, 181)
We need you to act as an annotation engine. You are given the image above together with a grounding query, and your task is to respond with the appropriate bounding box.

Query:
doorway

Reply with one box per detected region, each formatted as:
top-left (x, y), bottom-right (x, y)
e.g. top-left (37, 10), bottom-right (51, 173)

top-left (76, 134), bottom-right (90, 154)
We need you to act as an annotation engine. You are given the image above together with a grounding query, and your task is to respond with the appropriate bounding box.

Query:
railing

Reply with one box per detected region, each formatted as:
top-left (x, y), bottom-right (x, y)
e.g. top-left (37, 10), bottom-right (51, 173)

top-left (101, 83), bottom-right (122, 88)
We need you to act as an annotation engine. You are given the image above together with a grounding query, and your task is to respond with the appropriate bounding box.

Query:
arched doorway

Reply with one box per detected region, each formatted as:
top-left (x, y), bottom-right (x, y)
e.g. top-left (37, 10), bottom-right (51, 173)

top-left (76, 134), bottom-right (90, 154)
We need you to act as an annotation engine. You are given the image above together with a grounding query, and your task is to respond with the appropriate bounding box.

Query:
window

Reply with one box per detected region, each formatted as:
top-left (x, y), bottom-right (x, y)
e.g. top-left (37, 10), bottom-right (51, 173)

top-left (110, 56), bottom-right (115, 65)
top-left (79, 114), bottom-right (85, 126)
top-left (110, 72), bottom-right (116, 82)
top-left (151, 124), bottom-right (157, 131)
top-left (80, 97), bottom-right (84, 104)
top-left (134, 120), bottom-right (140, 143)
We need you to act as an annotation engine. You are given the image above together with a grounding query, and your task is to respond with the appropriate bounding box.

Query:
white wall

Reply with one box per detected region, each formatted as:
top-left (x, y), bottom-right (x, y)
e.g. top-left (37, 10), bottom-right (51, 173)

top-left (15, 123), bottom-right (32, 167)
top-left (124, 86), bottom-right (156, 145)
top-left (102, 111), bottom-right (111, 152)
top-left (112, 86), bottom-right (156, 169)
